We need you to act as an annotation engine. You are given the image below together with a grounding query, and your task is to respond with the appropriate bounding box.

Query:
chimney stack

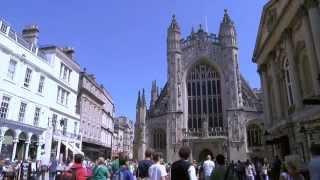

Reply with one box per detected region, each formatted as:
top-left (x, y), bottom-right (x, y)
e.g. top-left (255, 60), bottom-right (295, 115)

top-left (62, 47), bottom-right (75, 59)
top-left (22, 25), bottom-right (39, 46)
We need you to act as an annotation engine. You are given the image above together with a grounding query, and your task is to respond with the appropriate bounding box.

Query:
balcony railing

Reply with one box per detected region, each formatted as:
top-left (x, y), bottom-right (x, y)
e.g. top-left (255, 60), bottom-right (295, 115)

top-left (0, 18), bottom-right (49, 63)
top-left (53, 129), bottom-right (81, 140)
top-left (183, 127), bottom-right (228, 138)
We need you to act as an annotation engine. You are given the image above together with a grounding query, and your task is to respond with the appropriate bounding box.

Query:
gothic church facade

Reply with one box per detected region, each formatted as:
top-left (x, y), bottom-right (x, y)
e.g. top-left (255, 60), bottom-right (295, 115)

top-left (134, 11), bottom-right (263, 161)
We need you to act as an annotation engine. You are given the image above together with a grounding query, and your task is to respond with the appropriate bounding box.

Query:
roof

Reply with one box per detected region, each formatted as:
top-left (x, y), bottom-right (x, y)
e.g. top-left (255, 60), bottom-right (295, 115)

top-left (252, 0), bottom-right (277, 62)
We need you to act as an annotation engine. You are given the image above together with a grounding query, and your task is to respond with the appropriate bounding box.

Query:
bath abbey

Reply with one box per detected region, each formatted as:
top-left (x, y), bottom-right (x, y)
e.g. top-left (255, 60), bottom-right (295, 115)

top-left (134, 10), bottom-right (264, 162)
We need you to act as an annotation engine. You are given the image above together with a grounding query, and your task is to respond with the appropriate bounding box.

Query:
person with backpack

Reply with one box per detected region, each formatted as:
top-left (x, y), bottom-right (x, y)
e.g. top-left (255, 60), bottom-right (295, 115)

top-left (112, 155), bottom-right (134, 180)
top-left (93, 157), bottom-right (110, 180)
top-left (171, 146), bottom-right (197, 180)
top-left (111, 153), bottom-right (123, 176)
top-left (49, 157), bottom-right (58, 180)
top-left (70, 154), bottom-right (88, 180)
top-left (148, 152), bottom-right (167, 180)
top-left (137, 148), bottom-right (154, 179)
top-left (210, 154), bottom-right (238, 180)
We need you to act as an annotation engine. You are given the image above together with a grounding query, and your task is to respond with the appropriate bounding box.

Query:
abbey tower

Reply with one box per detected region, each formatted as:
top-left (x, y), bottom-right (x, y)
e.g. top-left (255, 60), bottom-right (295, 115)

top-left (134, 10), bottom-right (263, 161)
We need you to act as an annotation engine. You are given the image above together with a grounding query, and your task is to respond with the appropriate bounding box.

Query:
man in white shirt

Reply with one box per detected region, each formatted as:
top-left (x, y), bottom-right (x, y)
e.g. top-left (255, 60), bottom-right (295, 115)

top-left (203, 155), bottom-right (215, 180)
top-left (148, 152), bottom-right (167, 180)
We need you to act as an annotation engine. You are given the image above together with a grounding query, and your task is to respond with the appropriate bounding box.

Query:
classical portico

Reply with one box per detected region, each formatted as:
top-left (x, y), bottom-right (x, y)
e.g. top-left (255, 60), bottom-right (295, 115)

top-left (0, 119), bottom-right (45, 161)
top-left (253, 0), bottom-right (320, 162)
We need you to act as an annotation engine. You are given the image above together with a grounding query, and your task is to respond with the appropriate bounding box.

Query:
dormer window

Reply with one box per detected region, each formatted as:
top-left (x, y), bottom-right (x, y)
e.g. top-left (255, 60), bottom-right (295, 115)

top-left (59, 63), bottom-right (72, 82)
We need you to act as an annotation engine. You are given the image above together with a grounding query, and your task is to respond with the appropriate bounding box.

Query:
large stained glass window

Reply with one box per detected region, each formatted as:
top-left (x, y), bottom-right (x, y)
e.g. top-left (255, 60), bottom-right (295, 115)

top-left (187, 63), bottom-right (223, 132)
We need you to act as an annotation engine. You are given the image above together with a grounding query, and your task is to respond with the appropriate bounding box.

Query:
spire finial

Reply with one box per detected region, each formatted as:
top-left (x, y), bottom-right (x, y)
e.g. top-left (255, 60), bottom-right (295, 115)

top-left (222, 9), bottom-right (232, 24)
top-left (142, 88), bottom-right (146, 106)
top-left (136, 90), bottom-right (141, 107)
top-left (169, 14), bottom-right (180, 32)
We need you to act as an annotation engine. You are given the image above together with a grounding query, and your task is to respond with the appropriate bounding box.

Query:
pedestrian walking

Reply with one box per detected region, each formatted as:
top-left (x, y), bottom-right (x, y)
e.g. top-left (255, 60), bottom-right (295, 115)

top-left (271, 156), bottom-right (281, 180)
top-left (93, 157), bottom-right (110, 180)
top-left (245, 160), bottom-right (255, 180)
top-left (203, 155), bottom-right (215, 180)
top-left (148, 152), bottom-right (167, 180)
top-left (261, 159), bottom-right (269, 180)
top-left (210, 154), bottom-right (236, 180)
top-left (137, 148), bottom-right (154, 180)
top-left (285, 156), bottom-right (304, 180)
top-left (70, 154), bottom-right (88, 180)
top-left (49, 157), bottom-right (58, 180)
top-left (309, 144), bottom-right (320, 180)
top-left (112, 155), bottom-right (134, 180)
top-left (171, 146), bottom-right (197, 180)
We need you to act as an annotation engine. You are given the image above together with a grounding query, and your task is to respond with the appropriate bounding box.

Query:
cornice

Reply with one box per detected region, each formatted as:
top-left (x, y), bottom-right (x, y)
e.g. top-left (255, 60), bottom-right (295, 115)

top-left (0, 43), bottom-right (78, 94)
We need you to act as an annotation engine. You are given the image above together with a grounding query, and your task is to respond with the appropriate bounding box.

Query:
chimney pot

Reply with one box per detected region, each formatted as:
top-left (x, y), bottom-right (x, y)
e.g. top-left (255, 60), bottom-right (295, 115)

top-left (22, 25), bottom-right (39, 46)
top-left (62, 47), bottom-right (75, 59)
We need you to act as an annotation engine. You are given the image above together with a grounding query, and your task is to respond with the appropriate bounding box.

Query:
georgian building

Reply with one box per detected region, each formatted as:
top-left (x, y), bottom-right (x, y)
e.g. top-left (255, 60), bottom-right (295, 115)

top-left (253, 0), bottom-right (320, 162)
top-left (113, 116), bottom-right (134, 159)
top-left (0, 18), bottom-right (81, 163)
top-left (134, 11), bottom-right (264, 162)
top-left (77, 71), bottom-right (115, 160)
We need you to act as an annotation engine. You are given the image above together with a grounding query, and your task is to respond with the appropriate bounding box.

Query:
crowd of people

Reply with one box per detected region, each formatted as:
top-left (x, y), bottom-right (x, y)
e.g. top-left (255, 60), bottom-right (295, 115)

top-left (0, 143), bottom-right (319, 180)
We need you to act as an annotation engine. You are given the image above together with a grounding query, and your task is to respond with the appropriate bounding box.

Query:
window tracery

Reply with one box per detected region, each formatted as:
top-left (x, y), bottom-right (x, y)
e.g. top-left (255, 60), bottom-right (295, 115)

top-left (187, 63), bottom-right (223, 131)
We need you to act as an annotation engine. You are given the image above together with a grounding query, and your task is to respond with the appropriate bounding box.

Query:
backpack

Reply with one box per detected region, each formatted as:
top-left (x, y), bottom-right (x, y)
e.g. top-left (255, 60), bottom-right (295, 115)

top-left (56, 169), bottom-right (77, 180)
top-left (112, 169), bottom-right (124, 180)
top-left (137, 160), bottom-right (152, 178)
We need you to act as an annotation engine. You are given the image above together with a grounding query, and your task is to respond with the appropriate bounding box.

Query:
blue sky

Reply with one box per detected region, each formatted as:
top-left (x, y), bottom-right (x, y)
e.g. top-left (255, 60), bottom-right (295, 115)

top-left (2, 0), bottom-right (267, 120)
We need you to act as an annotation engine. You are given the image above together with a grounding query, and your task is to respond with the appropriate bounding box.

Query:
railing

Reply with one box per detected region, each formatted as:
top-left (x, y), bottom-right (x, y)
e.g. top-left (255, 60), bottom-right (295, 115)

top-left (53, 129), bottom-right (81, 140)
top-left (0, 18), bottom-right (49, 63)
top-left (183, 127), bottom-right (228, 138)
top-left (181, 32), bottom-right (220, 49)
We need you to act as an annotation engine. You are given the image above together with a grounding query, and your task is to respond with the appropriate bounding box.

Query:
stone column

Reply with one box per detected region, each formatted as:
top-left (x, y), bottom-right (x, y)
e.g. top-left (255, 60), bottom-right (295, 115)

top-left (270, 58), bottom-right (283, 119)
top-left (65, 145), bottom-right (69, 160)
top-left (284, 29), bottom-right (303, 109)
top-left (11, 130), bottom-right (21, 161)
top-left (56, 139), bottom-right (61, 160)
top-left (0, 135), bottom-right (3, 153)
top-left (24, 140), bottom-right (30, 160)
top-left (259, 64), bottom-right (272, 127)
top-left (36, 142), bottom-right (42, 160)
top-left (24, 133), bottom-right (32, 160)
top-left (305, 0), bottom-right (320, 68)
top-left (300, 7), bottom-right (320, 95)
top-left (11, 138), bottom-right (19, 161)
top-left (0, 127), bottom-right (8, 153)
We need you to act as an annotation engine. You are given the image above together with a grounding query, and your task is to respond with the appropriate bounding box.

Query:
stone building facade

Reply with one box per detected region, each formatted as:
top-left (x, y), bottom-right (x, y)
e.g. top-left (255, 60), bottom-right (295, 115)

top-left (253, 0), bottom-right (320, 162)
top-left (113, 116), bottom-right (134, 159)
top-left (0, 18), bottom-right (82, 163)
top-left (77, 71), bottom-right (115, 160)
top-left (134, 11), bottom-right (264, 162)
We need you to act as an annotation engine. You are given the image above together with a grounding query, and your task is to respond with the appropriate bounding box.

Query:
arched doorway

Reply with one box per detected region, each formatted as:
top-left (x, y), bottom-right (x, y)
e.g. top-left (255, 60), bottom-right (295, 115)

top-left (186, 62), bottom-right (223, 134)
top-left (2, 129), bottom-right (14, 159)
top-left (16, 132), bottom-right (27, 160)
top-left (29, 134), bottom-right (39, 160)
top-left (199, 149), bottom-right (213, 162)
